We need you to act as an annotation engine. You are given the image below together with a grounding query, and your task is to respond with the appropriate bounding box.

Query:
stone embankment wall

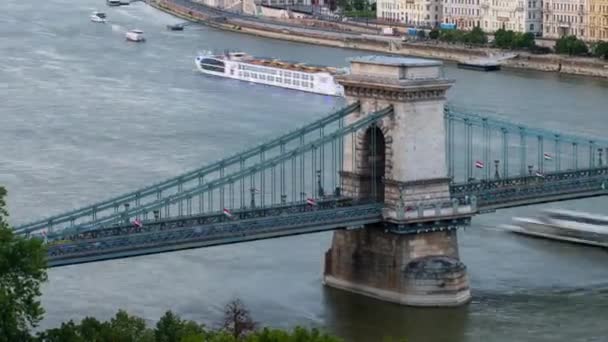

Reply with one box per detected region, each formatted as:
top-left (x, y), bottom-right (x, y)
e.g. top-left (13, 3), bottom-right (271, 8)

top-left (148, 0), bottom-right (608, 78)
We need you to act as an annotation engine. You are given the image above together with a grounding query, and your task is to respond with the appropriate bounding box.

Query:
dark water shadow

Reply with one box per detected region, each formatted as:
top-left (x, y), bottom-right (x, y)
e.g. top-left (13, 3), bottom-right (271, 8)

top-left (321, 286), bottom-right (470, 342)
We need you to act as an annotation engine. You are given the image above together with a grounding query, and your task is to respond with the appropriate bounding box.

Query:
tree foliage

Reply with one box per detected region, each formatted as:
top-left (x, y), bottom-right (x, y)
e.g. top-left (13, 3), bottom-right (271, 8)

top-left (428, 28), bottom-right (440, 40)
top-left (592, 41), bottom-right (608, 59)
top-left (222, 299), bottom-right (257, 340)
top-left (493, 29), bottom-right (535, 50)
top-left (0, 186), bottom-right (48, 342)
top-left (554, 35), bottom-right (589, 56)
top-left (438, 27), bottom-right (487, 45)
top-left (36, 307), bottom-right (343, 342)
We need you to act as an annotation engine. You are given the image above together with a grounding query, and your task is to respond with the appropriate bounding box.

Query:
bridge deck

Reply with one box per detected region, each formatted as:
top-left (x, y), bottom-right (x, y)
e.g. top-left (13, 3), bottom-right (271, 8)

top-left (46, 201), bottom-right (383, 267)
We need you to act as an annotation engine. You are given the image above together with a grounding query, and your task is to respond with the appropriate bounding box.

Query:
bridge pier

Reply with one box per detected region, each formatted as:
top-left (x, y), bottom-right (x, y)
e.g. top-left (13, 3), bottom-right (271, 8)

top-left (323, 229), bottom-right (469, 306)
top-left (323, 56), bottom-right (472, 306)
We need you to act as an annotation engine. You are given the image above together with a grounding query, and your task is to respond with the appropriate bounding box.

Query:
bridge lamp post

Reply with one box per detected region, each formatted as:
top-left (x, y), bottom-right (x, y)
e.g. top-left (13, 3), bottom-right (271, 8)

top-left (153, 210), bottom-right (160, 221)
top-left (317, 170), bottom-right (324, 198)
top-left (494, 160), bottom-right (500, 179)
top-left (528, 165), bottom-right (534, 176)
top-left (598, 148), bottom-right (603, 166)
top-left (123, 203), bottom-right (130, 224)
top-left (250, 188), bottom-right (256, 209)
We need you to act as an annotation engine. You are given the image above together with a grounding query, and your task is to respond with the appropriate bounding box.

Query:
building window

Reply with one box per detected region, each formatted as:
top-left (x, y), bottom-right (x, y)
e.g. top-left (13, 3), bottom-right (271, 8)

top-left (530, 23), bottom-right (534, 30)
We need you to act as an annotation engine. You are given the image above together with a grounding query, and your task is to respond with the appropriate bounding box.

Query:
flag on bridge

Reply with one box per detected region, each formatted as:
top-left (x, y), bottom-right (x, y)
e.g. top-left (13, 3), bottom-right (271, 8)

top-left (306, 198), bottom-right (317, 206)
top-left (132, 218), bottom-right (143, 228)
top-left (223, 208), bottom-right (233, 218)
top-left (475, 161), bottom-right (484, 169)
top-left (535, 171), bottom-right (545, 178)
top-left (543, 153), bottom-right (553, 161)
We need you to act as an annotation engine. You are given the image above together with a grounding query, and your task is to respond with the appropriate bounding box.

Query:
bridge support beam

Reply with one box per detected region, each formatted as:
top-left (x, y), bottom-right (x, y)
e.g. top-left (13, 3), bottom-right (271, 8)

top-left (323, 228), bottom-right (469, 306)
top-left (323, 56), bottom-right (472, 306)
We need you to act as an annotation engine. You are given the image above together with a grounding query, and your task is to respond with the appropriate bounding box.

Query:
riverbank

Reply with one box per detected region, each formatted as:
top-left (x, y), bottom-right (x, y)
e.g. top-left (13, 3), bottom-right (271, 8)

top-left (146, 0), bottom-right (608, 78)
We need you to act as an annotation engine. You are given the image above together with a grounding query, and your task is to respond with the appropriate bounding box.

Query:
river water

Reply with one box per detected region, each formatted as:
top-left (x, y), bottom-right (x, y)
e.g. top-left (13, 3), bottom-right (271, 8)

top-left (2, 0), bottom-right (608, 340)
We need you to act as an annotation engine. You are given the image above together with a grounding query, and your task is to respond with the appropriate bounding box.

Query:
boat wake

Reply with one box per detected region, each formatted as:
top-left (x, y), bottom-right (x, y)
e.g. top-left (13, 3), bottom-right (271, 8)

top-left (111, 24), bottom-right (124, 33)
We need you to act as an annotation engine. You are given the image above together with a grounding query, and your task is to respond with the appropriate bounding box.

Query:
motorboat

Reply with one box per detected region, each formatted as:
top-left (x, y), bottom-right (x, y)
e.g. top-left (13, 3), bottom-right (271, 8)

top-left (167, 23), bottom-right (185, 31)
top-left (125, 29), bottom-right (145, 42)
top-left (90, 11), bottom-right (107, 23)
top-left (106, 0), bottom-right (121, 6)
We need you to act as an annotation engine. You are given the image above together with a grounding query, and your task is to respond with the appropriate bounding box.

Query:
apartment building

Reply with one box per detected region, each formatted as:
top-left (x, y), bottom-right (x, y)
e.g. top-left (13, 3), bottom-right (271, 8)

top-left (377, 0), bottom-right (443, 27)
top-left (443, 0), bottom-right (482, 30)
top-left (542, 0), bottom-right (589, 39)
top-left (479, 0), bottom-right (542, 34)
top-left (588, 0), bottom-right (608, 40)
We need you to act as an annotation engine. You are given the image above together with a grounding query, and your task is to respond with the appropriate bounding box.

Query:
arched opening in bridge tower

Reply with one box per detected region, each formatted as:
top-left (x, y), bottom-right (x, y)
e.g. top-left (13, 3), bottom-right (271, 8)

top-left (360, 125), bottom-right (385, 202)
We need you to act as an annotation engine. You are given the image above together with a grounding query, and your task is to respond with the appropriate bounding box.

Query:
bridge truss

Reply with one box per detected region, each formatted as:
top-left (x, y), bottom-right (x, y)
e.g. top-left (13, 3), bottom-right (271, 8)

top-left (11, 103), bottom-right (608, 266)
top-left (446, 107), bottom-right (608, 210)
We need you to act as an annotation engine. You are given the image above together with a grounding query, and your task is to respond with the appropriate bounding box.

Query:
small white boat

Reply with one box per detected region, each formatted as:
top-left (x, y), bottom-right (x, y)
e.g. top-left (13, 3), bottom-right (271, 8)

top-left (501, 209), bottom-right (608, 248)
top-left (90, 11), bottom-right (107, 23)
top-left (125, 29), bottom-right (145, 42)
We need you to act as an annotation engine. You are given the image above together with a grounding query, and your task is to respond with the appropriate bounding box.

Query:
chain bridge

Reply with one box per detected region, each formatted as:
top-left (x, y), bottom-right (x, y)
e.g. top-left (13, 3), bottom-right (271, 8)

top-left (13, 56), bottom-right (608, 306)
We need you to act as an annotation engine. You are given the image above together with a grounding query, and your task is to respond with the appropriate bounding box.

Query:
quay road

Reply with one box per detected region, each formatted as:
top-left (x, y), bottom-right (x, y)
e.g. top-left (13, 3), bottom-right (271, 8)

top-left (153, 0), bottom-right (385, 39)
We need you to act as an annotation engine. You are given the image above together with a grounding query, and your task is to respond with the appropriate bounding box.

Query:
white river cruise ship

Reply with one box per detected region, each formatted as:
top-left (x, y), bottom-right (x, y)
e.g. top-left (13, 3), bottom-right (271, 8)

top-left (501, 209), bottom-right (608, 247)
top-left (195, 52), bottom-right (345, 97)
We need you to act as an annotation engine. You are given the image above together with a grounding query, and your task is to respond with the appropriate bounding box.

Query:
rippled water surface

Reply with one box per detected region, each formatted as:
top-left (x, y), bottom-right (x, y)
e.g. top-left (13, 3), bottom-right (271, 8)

top-left (2, 0), bottom-right (608, 340)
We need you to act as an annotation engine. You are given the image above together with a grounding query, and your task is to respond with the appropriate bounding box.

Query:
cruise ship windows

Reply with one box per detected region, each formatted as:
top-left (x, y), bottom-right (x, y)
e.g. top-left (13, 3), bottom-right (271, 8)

top-left (199, 58), bottom-right (225, 73)
top-left (268, 76), bottom-right (274, 82)
top-left (294, 80), bottom-right (300, 86)
top-left (285, 79), bottom-right (292, 85)
top-left (294, 73), bottom-right (300, 79)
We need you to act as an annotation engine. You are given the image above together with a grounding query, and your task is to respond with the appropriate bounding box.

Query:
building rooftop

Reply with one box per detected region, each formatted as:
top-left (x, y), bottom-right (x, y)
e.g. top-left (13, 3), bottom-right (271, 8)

top-left (349, 55), bottom-right (442, 67)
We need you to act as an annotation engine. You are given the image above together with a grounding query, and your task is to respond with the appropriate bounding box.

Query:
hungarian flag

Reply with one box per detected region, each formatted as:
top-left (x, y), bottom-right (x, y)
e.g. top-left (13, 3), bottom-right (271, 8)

top-left (223, 208), bottom-right (233, 218)
top-left (132, 218), bottom-right (143, 228)
top-left (543, 153), bottom-right (553, 160)
top-left (306, 198), bottom-right (317, 206)
top-left (535, 171), bottom-right (545, 178)
top-left (475, 161), bottom-right (484, 169)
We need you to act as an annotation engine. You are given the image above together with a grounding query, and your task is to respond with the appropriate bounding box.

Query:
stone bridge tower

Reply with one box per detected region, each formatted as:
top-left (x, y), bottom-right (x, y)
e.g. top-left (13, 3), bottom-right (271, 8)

top-left (323, 56), bottom-right (474, 306)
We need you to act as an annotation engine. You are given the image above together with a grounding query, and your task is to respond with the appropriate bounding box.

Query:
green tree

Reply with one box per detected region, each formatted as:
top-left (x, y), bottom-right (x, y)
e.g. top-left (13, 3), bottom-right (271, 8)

top-left (593, 41), bottom-right (608, 59)
top-left (465, 26), bottom-right (487, 45)
top-left (493, 28), bottom-right (515, 49)
top-left (0, 186), bottom-right (48, 342)
top-left (428, 28), bottom-right (440, 40)
top-left (555, 35), bottom-right (589, 55)
top-left (39, 321), bottom-right (84, 342)
top-left (155, 310), bottom-right (206, 342)
top-left (107, 310), bottom-right (154, 342)
top-left (514, 32), bottom-right (535, 49)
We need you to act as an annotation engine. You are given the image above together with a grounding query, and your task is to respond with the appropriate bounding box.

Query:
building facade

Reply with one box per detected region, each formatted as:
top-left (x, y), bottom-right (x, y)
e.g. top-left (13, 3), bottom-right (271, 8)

top-left (588, 0), bottom-right (608, 40)
top-left (542, 0), bottom-right (590, 39)
top-left (377, 0), bottom-right (443, 27)
top-left (443, 0), bottom-right (482, 30)
top-left (479, 0), bottom-right (541, 34)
